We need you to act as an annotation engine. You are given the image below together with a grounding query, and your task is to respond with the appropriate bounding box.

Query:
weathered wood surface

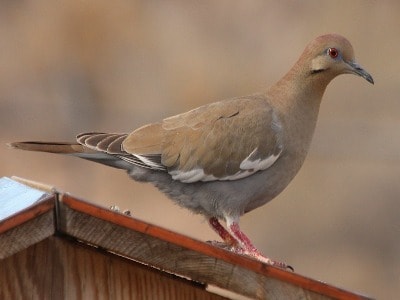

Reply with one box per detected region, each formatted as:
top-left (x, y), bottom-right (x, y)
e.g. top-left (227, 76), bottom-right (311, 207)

top-left (58, 194), bottom-right (373, 300)
top-left (0, 177), bottom-right (55, 259)
top-left (0, 177), bottom-right (373, 300)
top-left (0, 236), bottom-right (226, 300)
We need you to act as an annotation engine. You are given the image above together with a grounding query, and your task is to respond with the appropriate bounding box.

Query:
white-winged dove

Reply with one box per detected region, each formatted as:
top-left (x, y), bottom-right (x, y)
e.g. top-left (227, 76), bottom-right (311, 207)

top-left (10, 34), bottom-right (373, 269)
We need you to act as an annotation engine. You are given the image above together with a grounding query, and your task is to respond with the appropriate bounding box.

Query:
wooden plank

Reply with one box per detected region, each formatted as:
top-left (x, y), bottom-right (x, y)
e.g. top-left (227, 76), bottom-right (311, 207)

top-left (0, 189), bottom-right (56, 259)
top-left (59, 194), bottom-right (372, 300)
top-left (0, 207), bottom-right (55, 259)
top-left (0, 194), bottom-right (55, 234)
top-left (0, 176), bottom-right (373, 299)
top-left (0, 236), bottom-right (227, 300)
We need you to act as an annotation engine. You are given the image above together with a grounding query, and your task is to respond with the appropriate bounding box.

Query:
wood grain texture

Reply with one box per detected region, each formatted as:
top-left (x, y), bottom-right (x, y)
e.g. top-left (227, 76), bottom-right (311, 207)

top-left (0, 178), bottom-right (373, 300)
top-left (0, 196), bottom-right (55, 259)
top-left (59, 194), bottom-right (372, 300)
top-left (0, 236), bottom-right (227, 300)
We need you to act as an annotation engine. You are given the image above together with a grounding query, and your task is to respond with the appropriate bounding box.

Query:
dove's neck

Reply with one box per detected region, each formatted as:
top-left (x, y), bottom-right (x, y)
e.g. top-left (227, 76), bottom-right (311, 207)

top-left (266, 61), bottom-right (333, 159)
top-left (269, 59), bottom-right (332, 114)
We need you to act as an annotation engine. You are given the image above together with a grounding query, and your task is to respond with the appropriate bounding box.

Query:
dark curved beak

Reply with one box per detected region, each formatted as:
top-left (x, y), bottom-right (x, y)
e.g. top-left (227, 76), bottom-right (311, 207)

top-left (346, 61), bottom-right (374, 84)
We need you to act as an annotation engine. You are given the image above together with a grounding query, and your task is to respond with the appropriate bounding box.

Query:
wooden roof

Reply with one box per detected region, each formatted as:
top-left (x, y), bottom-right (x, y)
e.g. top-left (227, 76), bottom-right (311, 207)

top-left (0, 176), bottom-right (373, 300)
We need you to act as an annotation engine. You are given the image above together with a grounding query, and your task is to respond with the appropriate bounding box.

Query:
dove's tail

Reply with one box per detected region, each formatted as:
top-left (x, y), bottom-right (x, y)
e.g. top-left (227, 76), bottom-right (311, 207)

top-left (8, 141), bottom-right (85, 154)
top-left (8, 140), bottom-right (134, 170)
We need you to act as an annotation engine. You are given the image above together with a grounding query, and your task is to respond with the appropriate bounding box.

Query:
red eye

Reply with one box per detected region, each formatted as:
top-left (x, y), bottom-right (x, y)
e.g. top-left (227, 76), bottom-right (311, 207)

top-left (328, 47), bottom-right (339, 58)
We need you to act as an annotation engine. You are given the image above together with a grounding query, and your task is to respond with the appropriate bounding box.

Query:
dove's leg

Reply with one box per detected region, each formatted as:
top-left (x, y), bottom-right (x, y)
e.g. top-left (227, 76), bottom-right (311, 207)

top-left (225, 216), bottom-right (291, 270)
top-left (208, 217), bottom-right (238, 247)
top-left (208, 216), bottom-right (291, 270)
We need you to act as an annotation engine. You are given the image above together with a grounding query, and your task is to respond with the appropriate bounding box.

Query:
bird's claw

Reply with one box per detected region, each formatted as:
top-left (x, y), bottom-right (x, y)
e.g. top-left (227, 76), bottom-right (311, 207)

top-left (209, 243), bottom-right (294, 271)
top-left (269, 260), bottom-right (294, 272)
top-left (250, 253), bottom-right (293, 271)
top-left (206, 240), bottom-right (236, 251)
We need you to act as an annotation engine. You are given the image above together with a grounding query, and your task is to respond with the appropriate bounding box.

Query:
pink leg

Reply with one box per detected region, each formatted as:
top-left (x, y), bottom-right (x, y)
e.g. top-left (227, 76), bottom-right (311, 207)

top-left (228, 221), bottom-right (259, 253)
top-left (226, 218), bottom-right (291, 270)
top-left (208, 217), bottom-right (291, 270)
top-left (208, 217), bottom-right (238, 247)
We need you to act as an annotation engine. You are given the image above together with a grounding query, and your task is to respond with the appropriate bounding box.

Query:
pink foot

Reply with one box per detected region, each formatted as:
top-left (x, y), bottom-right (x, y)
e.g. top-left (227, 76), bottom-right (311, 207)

top-left (208, 217), bottom-right (293, 271)
top-left (227, 221), bottom-right (293, 270)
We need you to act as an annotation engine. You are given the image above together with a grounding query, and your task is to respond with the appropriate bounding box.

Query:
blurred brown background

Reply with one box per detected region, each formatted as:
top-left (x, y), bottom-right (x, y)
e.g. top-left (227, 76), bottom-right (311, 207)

top-left (1, 1), bottom-right (399, 299)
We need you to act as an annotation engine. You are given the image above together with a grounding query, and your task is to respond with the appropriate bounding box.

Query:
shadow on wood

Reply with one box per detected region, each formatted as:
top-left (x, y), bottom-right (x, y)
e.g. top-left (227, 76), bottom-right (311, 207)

top-left (0, 177), bottom-right (373, 300)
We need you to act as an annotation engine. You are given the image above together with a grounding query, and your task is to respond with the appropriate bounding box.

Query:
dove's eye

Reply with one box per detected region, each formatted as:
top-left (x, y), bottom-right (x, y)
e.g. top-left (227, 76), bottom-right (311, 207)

top-left (328, 47), bottom-right (339, 59)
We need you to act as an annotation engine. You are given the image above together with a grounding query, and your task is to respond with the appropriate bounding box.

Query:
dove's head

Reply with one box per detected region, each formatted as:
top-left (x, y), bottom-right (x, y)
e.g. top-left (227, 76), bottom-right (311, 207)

top-left (302, 33), bottom-right (374, 84)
